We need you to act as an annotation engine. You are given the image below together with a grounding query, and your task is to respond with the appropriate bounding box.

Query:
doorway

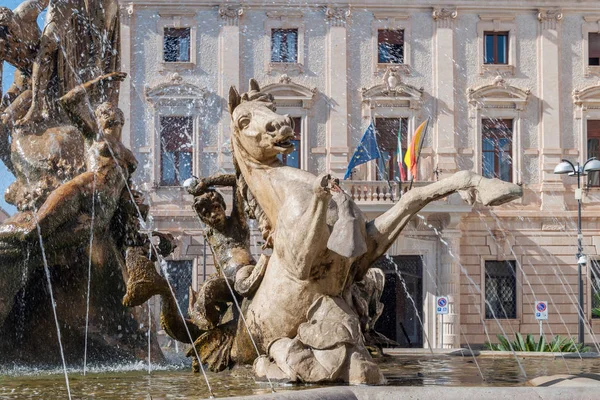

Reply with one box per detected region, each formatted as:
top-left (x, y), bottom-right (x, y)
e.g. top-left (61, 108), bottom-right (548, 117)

top-left (374, 255), bottom-right (423, 347)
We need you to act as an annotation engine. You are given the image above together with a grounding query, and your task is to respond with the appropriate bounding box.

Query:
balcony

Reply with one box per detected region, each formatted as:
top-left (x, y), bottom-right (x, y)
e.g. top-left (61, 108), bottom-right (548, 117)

top-left (339, 180), bottom-right (472, 214)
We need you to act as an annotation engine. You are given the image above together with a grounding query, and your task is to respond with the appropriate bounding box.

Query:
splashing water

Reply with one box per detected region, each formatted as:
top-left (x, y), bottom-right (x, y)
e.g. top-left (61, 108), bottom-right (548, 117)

top-left (83, 172), bottom-right (97, 376)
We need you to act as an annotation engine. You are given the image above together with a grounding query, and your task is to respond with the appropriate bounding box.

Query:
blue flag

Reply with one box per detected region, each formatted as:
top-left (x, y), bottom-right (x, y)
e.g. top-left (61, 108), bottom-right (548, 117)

top-left (344, 122), bottom-right (381, 180)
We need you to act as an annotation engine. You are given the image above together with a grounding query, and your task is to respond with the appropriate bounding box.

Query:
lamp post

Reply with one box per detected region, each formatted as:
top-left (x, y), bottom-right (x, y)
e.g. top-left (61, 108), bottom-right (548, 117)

top-left (554, 157), bottom-right (600, 345)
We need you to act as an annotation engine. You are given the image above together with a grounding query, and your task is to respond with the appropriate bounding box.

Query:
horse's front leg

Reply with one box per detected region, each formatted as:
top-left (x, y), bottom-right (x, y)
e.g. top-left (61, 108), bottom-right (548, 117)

top-left (278, 173), bottom-right (335, 280)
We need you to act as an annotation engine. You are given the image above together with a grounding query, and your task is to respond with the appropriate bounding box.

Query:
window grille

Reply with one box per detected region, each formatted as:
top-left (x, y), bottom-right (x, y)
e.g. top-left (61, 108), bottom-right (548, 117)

top-left (485, 260), bottom-right (517, 319)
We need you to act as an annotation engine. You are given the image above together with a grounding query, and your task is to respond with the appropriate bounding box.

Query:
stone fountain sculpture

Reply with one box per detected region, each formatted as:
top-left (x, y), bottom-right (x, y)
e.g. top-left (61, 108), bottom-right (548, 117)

top-left (0, 0), bottom-right (164, 365)
top-left (126, 80), bottom-right (522, 384)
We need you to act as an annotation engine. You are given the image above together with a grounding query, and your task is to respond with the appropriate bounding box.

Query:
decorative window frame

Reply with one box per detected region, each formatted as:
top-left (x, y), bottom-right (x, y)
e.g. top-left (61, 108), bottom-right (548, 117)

top-left (360, 78), bottom-right (424, 180)
top-left (264, 11), bottom-right (305, 74)
top-left (145, 75), bottom-right (208, 187)
top-left (477, 14), bottom-right (517, 76)
top-left (157, 11), bottom-right (197, 71)
top-left (468, 77), bottom-right (530, 184)
top-left (261, 76), bottom-right (317, 170)
top-left (372, 12), bottom-right (411, 76)
top-left (582, 16), bottom-right (600, 77)
top-left (573, 83), bottom-right (600, 174)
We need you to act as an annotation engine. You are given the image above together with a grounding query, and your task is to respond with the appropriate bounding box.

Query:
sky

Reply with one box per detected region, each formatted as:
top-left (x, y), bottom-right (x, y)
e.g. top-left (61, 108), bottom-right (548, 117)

top-left (1, 0), bottom-right (46, 215)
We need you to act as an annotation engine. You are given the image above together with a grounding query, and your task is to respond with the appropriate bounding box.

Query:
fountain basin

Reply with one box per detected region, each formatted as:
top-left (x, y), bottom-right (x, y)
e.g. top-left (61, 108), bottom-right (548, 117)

top-left (3, 353), bottom-right (600, 399)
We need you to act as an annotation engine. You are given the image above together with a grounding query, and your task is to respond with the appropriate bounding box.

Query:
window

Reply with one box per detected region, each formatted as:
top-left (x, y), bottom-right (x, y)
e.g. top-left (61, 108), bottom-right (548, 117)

top-left (160, 116), bottom-right (193, 186)
top-left (591, 260), bottom-right (600, 318)
top-left (164, 260), bottom-right (193, 317)
top-left (484, 32), bottom-right (508, 65)
top-left (378, 29), bottom-right (404, 64)
top-left (590, 33), bottom-right (600, 66)
top-left (482, 119), bottom-right (513, 182)
top-left (277, 117), bottom-right (301, 168)
top-left (271, 29), bottom-right (298, 63)
top-left (164, 28), bottom-right (191, 62)
top-left (485, 260), bottom-right (517, 319)
top-left (588, 120), bottom-right (600, 187)
top-left (374, 118), bottom-right (408, 181)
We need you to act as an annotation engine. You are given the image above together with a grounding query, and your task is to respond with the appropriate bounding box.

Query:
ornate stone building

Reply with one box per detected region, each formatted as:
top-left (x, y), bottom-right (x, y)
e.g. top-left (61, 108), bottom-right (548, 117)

top-left (121, 0), bottom-right (600, 348)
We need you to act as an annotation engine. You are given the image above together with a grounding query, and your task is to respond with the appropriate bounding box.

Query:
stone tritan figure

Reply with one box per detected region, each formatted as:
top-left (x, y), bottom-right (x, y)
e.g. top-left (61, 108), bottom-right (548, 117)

top-left (0, 72), bottom-right (134, 243)
top-left (18, 0), bottom-right (120, 124)
top-left (225, 79), bottom-right (522, 384)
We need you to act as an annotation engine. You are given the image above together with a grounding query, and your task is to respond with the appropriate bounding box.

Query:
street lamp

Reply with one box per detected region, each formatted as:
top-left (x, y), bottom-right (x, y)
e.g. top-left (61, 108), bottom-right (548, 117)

top-left (554, 157), bottom-right (600, 345)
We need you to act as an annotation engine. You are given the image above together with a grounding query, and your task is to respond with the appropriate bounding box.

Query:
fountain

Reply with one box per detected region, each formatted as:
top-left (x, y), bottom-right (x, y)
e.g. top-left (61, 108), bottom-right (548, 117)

top-left (14, 0), bottom-right (600, 397)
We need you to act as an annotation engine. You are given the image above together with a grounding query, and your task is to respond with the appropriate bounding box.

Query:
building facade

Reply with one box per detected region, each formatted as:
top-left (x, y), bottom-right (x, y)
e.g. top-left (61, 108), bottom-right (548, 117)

top-left (121, 0), bottom-right (600, 348)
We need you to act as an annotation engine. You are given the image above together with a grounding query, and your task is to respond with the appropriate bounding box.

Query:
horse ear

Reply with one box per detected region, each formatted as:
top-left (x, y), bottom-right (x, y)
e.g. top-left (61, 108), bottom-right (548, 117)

top-left (249, 79), bottom-right (260, 92)
top-left (228, 86), bottom-right (241, 115)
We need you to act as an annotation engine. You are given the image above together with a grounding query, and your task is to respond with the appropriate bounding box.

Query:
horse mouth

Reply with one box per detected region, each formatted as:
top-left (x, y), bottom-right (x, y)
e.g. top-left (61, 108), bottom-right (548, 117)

top-left (273, 135), bottom-right (294, 151)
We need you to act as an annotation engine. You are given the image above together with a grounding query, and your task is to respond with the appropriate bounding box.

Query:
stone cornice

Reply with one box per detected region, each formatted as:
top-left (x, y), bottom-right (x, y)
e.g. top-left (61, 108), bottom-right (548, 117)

top-left (127, 0), bottom-right (600, 14)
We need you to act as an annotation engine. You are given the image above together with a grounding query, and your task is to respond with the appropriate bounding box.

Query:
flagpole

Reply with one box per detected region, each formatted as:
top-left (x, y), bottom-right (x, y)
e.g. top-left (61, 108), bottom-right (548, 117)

top-left (408, 117), bottom-right (431, 190)
top-left (372, 118), bottom-right (395, 200)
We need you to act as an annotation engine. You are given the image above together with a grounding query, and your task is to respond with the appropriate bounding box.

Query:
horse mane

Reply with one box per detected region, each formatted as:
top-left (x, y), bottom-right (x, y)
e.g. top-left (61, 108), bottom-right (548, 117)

top-left (231, 138), bottom-right (273, 249)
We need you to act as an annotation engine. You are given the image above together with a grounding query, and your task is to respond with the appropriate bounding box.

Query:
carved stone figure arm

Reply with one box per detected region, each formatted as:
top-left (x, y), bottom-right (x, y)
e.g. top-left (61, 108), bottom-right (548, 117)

top-left (187, 174), bottom-right (237, 196)
top-left (58, 72), bottom-right (127, 141)
top-left (14, 0), bottom-right (49, 22)
top-left (234, 253), bottom-right (269, 297)
top-left (353, 171), bottom-right (522, 280)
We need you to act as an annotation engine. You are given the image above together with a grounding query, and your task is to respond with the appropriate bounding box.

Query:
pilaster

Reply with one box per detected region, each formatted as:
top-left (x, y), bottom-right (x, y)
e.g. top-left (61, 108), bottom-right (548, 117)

top-left (119, 3), bottom-right (135, 150)
top-left (218, 5), bottom-right (244, 170)
top-left (537, 8), bottom-right (565, 207)
top-left (325, 7), bottom-right (351, 175)
top-left (439, 227), bottom-right (462, 348)
top-left (432, 8), bottom-right (458, 173)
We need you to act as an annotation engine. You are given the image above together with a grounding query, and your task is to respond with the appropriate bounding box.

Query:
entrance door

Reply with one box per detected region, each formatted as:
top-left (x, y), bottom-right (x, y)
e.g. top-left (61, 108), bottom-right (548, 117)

top-left (374, 255), bottom-right (423, 347)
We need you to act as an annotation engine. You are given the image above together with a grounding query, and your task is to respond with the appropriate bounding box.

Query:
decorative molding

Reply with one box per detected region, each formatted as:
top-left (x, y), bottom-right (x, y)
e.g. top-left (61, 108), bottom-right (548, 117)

top-left (261, 77), bottom-right (317, 109)
top-left (218, 5), bottom-right (244, 26)
top-left (432, 7), bottom-right (457, 28)
top-left (145, 73), bottom-right (209, 107)
top-left (372, 11), bottom-right (409, 21)
top-left (360, 81), bottom-right (424, 118)
top-left (266, 10), bottom-right (303, 19)
top-left (325, 7), bottom-right (350, 27)
top-left (537, 8), bottom-right (562, 29)
top-left (478, 14), bottom-right (515, 22)
top-left (467, 76), bottom-right (531, 111)
top-left (573, 83), bottom-right (600, 109)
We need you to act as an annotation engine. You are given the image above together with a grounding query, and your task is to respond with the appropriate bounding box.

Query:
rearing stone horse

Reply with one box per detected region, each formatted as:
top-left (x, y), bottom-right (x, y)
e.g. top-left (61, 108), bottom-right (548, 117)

top-left (228, 80), bottom-right (522, 384)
